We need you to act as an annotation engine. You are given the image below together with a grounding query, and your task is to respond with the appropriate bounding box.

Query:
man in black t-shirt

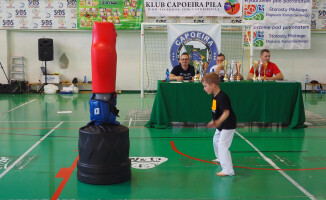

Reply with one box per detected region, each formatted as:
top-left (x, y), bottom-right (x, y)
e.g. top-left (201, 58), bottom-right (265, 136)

top-left (169, 52), bottom-right (195, 81)
top-left (202, 72), bottom-right (236, 176)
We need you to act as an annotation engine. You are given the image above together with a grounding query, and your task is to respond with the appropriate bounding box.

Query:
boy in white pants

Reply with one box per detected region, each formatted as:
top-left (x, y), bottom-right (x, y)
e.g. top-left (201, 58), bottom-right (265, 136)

top-left (202, 73), bottom-right (236, 176)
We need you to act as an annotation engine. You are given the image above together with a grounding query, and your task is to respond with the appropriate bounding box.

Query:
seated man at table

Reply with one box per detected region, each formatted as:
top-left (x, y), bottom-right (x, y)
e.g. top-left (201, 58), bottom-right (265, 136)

top-left (247, 49), bottom-right (284, 81)
top-left (207, 53), bottom-right (244, 81)
top-left (169, 52), bottom-right (195, 81)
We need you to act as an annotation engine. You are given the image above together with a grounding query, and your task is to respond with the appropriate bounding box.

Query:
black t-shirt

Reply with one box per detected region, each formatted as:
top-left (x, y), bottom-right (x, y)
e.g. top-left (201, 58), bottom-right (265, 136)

top-left (212, 90), bottom-right (237, 131)
top-left (171, 64), bottom-right (195, 80)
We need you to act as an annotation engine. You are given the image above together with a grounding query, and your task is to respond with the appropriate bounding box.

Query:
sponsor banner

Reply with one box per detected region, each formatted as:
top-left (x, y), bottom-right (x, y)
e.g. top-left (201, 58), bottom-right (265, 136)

top-left (144, 0), bottom-right (242, 17)
top-left (0, 0), bottom-right (77, 29)
top-left (0, 2), bottom-right (2, 24)
top-left (311, 0), bottom-right (326, 29)
top-left (143, 15), bottom-right (244, 23)
top-left (252, 23), bottom-right (310, 49)
top-left (168, 24), bottom-right (221, 73)
top-left (243, 1), bottom-right (312, 24)
top-left (77, 0), bottom-right (143, 30)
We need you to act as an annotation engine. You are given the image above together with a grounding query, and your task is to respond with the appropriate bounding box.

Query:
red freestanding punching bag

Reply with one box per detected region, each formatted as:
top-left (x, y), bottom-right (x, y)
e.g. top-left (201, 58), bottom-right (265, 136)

top-left (91, 22), bottom-right (117, 94)
top-left (78, 22), bottom-right (131, 186)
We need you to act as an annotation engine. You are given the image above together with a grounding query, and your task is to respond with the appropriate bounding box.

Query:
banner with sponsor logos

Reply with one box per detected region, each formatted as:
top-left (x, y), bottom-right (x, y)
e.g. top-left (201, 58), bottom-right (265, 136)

top-left (311, 0), bottom-right (326, 30)
top-left (143, 0), bottom-right (326, 31)
top-left (144, 0), bottom-right (242, 17)
top-left (143, 15), bottom-right (243, 24)
top-left (77, 0), bottom-right (143, 30)
top-left (243, 1), bottom-right (311, 49)
top-left (247, 23), bottom-right (310, 49)
top-left (243, 0), bottom-right (311, 24)
top-left (168, 24), bottom-right (221, 73)
top-left (0, 0), bottom-right (77, 29)
top-left (0, 2), bottom-right (2, 24)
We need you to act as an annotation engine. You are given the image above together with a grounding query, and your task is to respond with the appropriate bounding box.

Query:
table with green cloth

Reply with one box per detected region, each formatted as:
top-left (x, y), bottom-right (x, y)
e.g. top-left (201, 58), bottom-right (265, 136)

top-left (145, 81), bottom-right (306, 129)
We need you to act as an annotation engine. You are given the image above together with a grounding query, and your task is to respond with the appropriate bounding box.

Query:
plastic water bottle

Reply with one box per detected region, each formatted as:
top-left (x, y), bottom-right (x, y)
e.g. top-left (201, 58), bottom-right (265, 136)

top-left (305, 74), bottom-right (309, 83)
top-left (165, 68), bottom-right (170, 82)
top-left (84, 76), bottom-right (87, 83)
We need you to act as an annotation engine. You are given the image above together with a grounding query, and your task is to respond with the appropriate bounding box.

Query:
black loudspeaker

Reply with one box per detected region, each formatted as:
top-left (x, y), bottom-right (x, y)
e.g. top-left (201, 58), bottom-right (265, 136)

top-left (38, 38), bottom-right (53, 61)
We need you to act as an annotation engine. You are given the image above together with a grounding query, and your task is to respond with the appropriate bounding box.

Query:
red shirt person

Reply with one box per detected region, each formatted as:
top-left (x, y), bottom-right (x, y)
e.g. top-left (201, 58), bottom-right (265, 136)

top-left (247, 49), bottom-right (284, 81)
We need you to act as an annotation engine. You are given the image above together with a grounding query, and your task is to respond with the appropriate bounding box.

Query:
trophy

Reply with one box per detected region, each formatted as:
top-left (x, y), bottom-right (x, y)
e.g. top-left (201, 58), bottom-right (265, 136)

top-left (236, 61), bottom-right (241, 81)
top-left (223, 60), bottom-right (229, 82)
top-left (193, 60), bottom-right (201, 81)
top-left (202, 62), bottom-right (208, 76)
top-left (263, 62), bottom-right (268, 81)
top-left (257, 61), bottom-right (262, 81)
top-left (252, 60), bottom-right (258, 81)
top-left (229, 60), bottom-right (235, 81)
top-left (198, 61), bottom-right (204, 80)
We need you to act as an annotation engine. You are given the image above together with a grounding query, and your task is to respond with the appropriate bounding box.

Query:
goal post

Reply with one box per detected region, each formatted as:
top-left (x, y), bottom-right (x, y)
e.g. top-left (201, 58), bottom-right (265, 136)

top-left (140, 23), bottom-right (254, 97)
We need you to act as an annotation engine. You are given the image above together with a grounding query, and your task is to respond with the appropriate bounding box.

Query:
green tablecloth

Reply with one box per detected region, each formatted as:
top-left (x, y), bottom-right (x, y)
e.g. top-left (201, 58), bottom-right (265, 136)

top-left (145, 81), bottom-right (306, 129)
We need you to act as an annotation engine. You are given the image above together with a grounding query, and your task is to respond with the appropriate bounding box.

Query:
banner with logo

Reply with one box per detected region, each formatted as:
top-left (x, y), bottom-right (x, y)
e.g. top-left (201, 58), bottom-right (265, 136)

top-left (77, 0), bottom-right (143, 30)
top-left (243, 1), bottom-right (311, 49)
top-left (311, 0), bottom-right (326, 30)
top-left (0, 2), bottom-right (2, 24)
top-left (243, 1), bottom-right (311, 24)
top-left (0, 0), bottom-right (77, 29)
top-left (168, 24), bottom-right (221, 72)
top-left (145, 0), bottom-right (242, 17)
top-left (143, 15), bottom-right (243, 24)
top-left (250, 23), bottom-right (310, 49)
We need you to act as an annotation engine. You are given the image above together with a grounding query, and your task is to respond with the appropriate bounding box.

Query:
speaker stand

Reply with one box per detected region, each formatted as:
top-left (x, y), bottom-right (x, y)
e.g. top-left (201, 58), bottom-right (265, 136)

top-left (38, 61), bottom-right (48, 94)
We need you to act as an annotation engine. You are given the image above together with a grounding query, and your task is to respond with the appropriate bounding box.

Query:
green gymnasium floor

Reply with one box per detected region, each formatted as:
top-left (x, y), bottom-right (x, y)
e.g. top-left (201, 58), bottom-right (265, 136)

top-left (0, 92), bottom-right (326, 200)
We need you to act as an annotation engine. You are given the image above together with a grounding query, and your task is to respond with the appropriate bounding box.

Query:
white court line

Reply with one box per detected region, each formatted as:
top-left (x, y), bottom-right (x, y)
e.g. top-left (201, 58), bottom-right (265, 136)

top-left (0, 99), bottom-right (37, 115)
top-left (235, 131), bottom-right (316, 200)
top-left (128, 118), bottom-right (133, 127)
top-left (0, 121), bottom-right (64, 179)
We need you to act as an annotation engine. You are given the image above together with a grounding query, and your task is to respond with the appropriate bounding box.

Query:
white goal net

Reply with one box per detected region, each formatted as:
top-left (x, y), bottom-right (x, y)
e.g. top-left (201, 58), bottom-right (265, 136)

top-left (140, 23), bottom-right (254, 97)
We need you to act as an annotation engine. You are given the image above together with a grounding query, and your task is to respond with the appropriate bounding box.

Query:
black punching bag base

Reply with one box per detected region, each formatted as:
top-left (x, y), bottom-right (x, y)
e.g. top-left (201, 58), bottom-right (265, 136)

top-left (77, 123), bottom-right (131, 185)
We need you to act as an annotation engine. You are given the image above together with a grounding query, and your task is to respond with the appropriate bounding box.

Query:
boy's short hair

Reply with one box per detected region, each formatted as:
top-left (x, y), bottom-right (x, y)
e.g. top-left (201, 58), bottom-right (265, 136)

top-left (201, 72), bottom-right (220, 86)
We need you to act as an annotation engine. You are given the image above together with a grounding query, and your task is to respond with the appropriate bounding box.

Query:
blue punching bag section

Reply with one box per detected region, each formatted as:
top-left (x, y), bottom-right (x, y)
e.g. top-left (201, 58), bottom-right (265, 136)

top-left (89, 93), bottom-right (120, 125)
top-left (77, 22), bottom-right (131, 185)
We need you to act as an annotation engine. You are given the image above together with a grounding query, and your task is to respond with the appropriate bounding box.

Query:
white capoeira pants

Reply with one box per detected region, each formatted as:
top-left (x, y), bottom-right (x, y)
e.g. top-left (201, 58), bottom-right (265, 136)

top-left (213, 129), bottom-right (235, 175)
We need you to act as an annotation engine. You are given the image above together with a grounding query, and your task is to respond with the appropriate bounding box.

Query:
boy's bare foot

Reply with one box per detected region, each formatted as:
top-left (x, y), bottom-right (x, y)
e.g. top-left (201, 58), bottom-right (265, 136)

top-left (212, 159), bottom-right (219, 162)
top-left (216, 172), bottom-right (227, 176)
